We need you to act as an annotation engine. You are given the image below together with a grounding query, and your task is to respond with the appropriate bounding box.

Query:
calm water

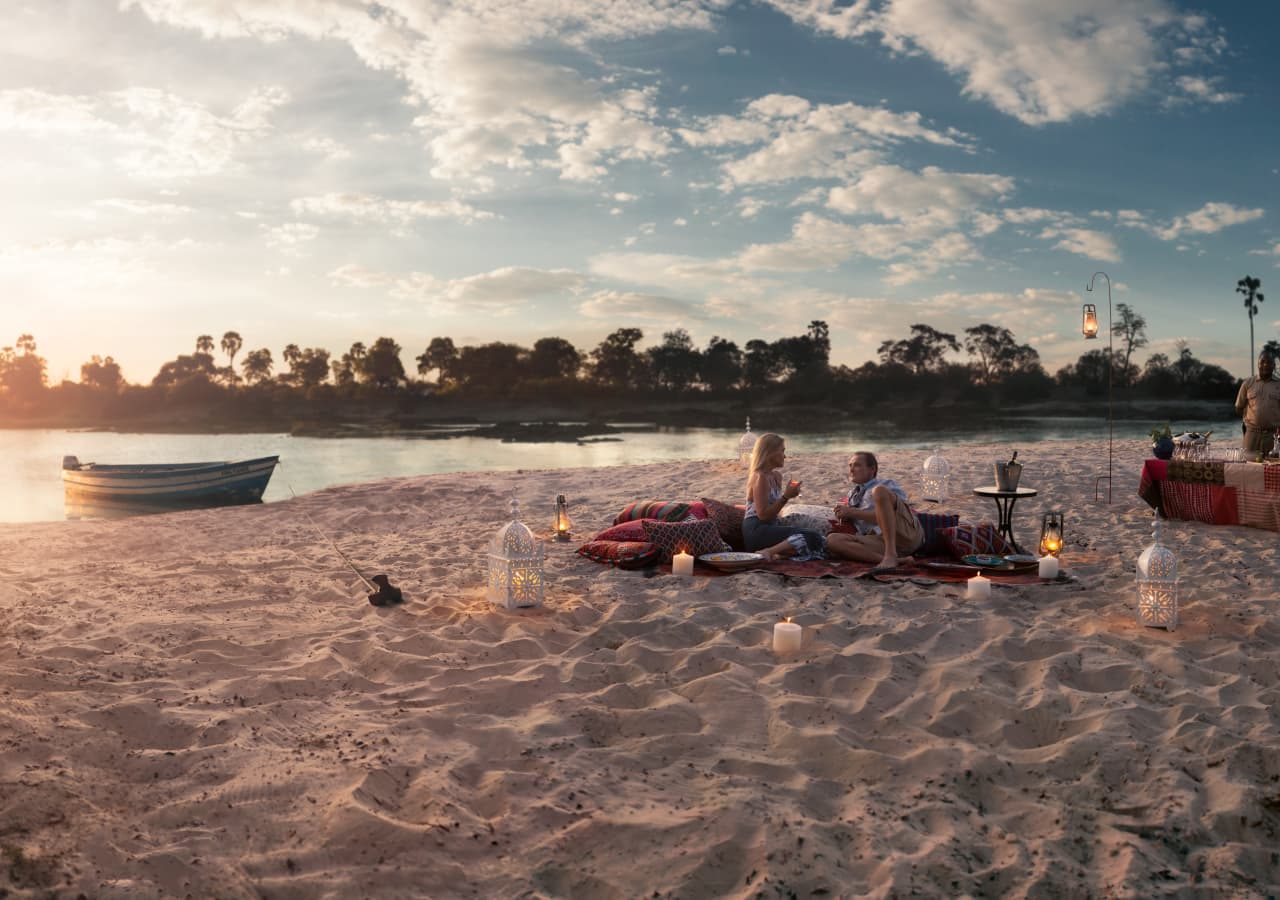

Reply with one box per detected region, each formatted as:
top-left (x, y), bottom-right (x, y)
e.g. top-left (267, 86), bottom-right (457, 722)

top-left (2, 418), bottom-right (1237, 523)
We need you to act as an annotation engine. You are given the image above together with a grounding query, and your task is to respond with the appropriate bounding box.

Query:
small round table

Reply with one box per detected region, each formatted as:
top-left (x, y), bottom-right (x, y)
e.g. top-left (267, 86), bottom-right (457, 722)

top-left (972, 486), bottom-right (1038, 554)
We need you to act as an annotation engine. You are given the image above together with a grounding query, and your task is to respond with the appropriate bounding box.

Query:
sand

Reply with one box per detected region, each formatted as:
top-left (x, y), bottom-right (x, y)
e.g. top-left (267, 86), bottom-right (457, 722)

top-left (1, 439), bottom-right (1278, 898)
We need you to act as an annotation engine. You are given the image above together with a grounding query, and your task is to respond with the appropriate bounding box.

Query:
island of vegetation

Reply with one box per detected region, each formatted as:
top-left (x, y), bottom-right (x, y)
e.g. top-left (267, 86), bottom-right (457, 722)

top-left (1, 278), bottom-right (1269, 438)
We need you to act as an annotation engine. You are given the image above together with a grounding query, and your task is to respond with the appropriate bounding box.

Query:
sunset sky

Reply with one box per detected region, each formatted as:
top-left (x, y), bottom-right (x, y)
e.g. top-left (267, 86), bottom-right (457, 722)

top-left (1, 0), bottom-right (1277, 385)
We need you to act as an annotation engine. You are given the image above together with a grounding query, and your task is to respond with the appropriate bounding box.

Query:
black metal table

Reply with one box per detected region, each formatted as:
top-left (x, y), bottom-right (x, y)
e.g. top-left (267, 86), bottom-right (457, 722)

top-left (972, 486), bottom-right (1038, 554)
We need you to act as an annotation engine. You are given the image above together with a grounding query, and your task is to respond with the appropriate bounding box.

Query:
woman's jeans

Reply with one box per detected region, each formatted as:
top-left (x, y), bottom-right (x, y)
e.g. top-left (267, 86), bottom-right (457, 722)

top-left (742, 516), bottom-right (825, 558)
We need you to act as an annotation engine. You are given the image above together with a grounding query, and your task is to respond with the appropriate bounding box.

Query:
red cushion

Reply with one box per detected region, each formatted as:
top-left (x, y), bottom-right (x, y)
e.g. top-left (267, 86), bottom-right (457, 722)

top-left (640, 518), bottom-right (730, 563)
top-left (613, 500), bottom-right (707, 525)
top-left (592, 519), bottom-right (653, 542)
top-left (916, 512), bottom-right (961, 556)
top-left (939, 523), bottom-right (1013, 558)
top-left (700, 497), bottom-right (746, 551)
top-left (576, 540), bottom-right (661, 569)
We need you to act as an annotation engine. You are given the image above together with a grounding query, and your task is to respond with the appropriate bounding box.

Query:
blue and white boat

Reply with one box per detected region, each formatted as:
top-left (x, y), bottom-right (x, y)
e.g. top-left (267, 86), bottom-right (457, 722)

top-left (61, 455), bottom-right (279, 505)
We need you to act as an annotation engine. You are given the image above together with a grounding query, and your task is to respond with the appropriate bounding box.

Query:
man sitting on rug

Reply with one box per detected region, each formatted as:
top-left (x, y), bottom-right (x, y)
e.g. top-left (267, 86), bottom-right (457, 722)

top-left (826, 451), bottom-right (923, 572)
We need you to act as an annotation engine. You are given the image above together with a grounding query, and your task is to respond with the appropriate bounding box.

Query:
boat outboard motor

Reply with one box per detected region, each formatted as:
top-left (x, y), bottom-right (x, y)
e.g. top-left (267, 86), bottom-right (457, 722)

top-left (62, 456), bottom-right (81, 470)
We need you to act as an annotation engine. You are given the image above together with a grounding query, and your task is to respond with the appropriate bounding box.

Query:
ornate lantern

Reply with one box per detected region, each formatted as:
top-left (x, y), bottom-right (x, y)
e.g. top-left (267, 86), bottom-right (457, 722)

top-left (921, 447), bottom-right (951, 502)
top-left (552, 494), bottom-right (572, 542)
top-left (1038, 511), bottom-right (1064, 557)
top-left (1082, 303), bottom-right (1099, 339)
top-left (487, 497), bottom-right (544, 610)
top-left (1135, 513), bottom-right (1178, 631)
top-left (737, 417), bottom-right (758, 468)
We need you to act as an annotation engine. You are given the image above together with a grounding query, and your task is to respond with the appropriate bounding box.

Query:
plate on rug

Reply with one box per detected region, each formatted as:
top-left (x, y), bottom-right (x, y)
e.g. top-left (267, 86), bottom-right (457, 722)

top-left (699, 551), bottom-right (765, 572)
top-left (962, 554), bottom-right (1007, 568)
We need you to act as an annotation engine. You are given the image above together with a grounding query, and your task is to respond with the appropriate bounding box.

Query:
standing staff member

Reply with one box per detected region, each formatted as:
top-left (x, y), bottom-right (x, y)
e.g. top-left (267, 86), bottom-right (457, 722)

top-left (1235, 351), bottom-right (1280, 457)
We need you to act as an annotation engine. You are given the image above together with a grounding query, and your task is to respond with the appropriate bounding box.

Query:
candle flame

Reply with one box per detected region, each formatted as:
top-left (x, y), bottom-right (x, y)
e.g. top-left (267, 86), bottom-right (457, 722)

top-left (784, 616), bottom-right (793, 623)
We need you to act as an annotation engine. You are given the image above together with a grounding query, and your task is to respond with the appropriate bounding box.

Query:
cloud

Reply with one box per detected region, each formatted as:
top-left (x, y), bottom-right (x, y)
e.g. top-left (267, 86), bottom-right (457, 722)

top-left (262, 222), bottom-right (320, 255)
top-left (680, 94), bottom-right (970, 188)
top-left (1155, 202), bottom-right (1265, 240)
top-left (826, 164), bottom-right (1013, 226)
top-left (1172, 75), bottom-right (1240, 105)
top-left (0, 85), bottom-right (290, 178)
top-left (764, 0), bottom-right (1227, 125)
top-left (1039, 227), bottom-right (1121, 262)
top-left (578, 290), bottom-right (705, 320)
top-left (291, 192), bottom-right (495, 226)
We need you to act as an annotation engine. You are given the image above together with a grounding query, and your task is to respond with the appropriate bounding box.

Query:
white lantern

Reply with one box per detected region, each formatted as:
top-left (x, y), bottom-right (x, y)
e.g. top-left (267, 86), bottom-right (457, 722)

top-left (1135, 513), bottom-right (1178, 631)
top-left (487, 497), bottom-right (544, 610)
top-left (737, 417), bottom-right (758, 468)
top-left (921, 446), bottom-right (951, 502)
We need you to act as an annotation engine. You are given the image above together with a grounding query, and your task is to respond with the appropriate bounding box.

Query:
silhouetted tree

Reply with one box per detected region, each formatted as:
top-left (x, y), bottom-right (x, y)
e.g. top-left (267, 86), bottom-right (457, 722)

top-left (417, 337), bottom-right (458, 385)
top-left (701, 336), bottom-right (743, 392)
top-left (282, 347), bottom-right (330, 389)
top-left (528, 337), bottom-right (581, 380)
top-left (964, 324), bottom-right (1034, 385)
top-left (1263, 339), bottom-right (1280, 362)
top-left (363, 337), bottom-right (406, 389)
top-left (773, 320), bottom-right (831, 382)
top-left (648, 329), bottom-right (700, 390)
top-left (742, 339), bottom-right (779, 388)
top-left (879, 324), bottom-right (960, 374)
top-left (1111, 303), bottom-right (1148, 387)
top-left (241, 348), bottom-right (273, 384)
top-left (1237, 275), bottom-right (1264, 368)
top-left (220, 331), bottom-right (243, 371)
top-left (454, 343), bottom-right (524, 389)
top-left (80, 355), bottom-right (123, 391)
top-left (590, 328), bottom-right (645, 387)
top-left (152, 352), bottom-right (218, 387)
top-left (0, 334), bottom-right (47, 400)
top-left (196, 334), bottom-right (215, 356)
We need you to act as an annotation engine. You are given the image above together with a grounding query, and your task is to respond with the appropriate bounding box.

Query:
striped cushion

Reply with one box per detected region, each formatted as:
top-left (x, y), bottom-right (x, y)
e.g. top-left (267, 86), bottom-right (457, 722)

top-left (916, 512), bottom-right (960, 556)
top-left (576, 540), bottom-right (661, 569)
top-left (613, 500), bottom-right (707, 525)
top-left (939, 523), bottom-right (1012, 558)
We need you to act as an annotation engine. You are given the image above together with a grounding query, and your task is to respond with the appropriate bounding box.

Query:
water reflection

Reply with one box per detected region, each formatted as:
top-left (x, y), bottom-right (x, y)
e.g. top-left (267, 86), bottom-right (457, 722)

top-left (0, 418), bottom-right (1238, 524)
top-left (64, 496), bottom-right (264, 521)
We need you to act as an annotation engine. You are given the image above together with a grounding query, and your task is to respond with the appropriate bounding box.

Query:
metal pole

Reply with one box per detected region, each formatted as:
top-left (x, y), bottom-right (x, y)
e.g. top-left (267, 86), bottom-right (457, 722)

top-left (1087, 272), bottom-right (1113, 503)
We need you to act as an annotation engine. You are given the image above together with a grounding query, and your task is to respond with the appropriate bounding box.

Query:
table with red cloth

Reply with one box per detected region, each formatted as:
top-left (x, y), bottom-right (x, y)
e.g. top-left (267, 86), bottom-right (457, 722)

top-left (1139, 458), bottom-right (1280, 530)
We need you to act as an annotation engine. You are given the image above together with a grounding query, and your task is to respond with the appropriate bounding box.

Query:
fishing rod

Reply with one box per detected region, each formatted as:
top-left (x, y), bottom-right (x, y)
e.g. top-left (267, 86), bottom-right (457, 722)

top-left (280, 464), bottom-right (404, 607)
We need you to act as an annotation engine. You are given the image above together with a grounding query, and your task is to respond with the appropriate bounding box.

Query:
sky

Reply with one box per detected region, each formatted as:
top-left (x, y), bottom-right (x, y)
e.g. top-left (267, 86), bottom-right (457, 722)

top-left (1, 0), bottom-right (1277, 386)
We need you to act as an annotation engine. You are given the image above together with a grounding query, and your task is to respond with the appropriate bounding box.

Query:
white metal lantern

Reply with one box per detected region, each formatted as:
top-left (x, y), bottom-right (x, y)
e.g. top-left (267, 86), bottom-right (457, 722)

top-left (737, 417), bottom-right (758, 468)
top-left (1135, 513), bottom-right (1178, 631)
top-left (487, 497), bottom-right (544, 610)
top-left (921, 446), bottom-right (951, 502)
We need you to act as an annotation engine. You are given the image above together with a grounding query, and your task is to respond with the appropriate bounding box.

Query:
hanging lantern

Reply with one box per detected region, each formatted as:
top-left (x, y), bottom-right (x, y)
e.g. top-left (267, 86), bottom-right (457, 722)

top-left (1082, 303), bottom-right (1099, 339)
top-left (921, 446), bottom-right (951, 502)
top-left (1038, 511), bottom-right (1064, 557)
top-left (487, 496), bottom-right (544, 610)
top-left (552, 493), bottom-right (572, 542)
top-left (737, 417), bottom-right (758, 468)
top-left (1135, 513), bottom-right (1178, 631)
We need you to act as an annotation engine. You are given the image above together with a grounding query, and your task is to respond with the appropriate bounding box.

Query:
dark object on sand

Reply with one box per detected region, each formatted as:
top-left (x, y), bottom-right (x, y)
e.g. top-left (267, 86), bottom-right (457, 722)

top-left (367, 574), bottom-right (404, 607)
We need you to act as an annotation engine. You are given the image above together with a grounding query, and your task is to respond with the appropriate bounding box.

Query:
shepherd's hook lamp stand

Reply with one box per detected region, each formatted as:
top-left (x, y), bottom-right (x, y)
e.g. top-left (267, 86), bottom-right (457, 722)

top-left (1083, 271), bottom-right (1113, 503)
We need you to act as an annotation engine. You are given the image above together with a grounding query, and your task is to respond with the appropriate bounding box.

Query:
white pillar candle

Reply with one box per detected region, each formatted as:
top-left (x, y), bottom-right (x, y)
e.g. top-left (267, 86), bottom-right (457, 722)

top-left (672, 550), bottom-right (694, 576)
top-left (773, 619), bottom-right (802, 653)
top-left (966, 573), bottom-right (991, 600)
top-left (1038, 555), bottom-right (1059, 579)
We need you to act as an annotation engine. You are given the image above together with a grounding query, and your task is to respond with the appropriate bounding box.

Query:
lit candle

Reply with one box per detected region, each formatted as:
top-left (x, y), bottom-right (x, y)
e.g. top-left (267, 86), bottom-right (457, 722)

top-left (773, 618), bottom-right (802, 653)
top-left (966, 573), bottom-right (991, 600)
top-left (1038, 555), bottom-right (1059, 579)
top-left (672, 550), bottom-right (694, 576)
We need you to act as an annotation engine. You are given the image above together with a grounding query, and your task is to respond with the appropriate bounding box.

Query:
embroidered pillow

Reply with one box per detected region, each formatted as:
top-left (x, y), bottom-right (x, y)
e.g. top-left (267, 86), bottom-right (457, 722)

top-left (576, 540), bottom-right (661, 569)
top-left (641, 518), bottom-right (730, 563)
top-left (939, 522), bottom-right (1013, 559)
top-left (592, 519), bottom-right (653, 542)
top-left (613, 500), bottom-right (707, 525)
top-left (777, 511), bottom-right (833, 537)
top-left (915, 512), bottom-right (961, 556)
top-left (700, 497), bottom-right (746, 550)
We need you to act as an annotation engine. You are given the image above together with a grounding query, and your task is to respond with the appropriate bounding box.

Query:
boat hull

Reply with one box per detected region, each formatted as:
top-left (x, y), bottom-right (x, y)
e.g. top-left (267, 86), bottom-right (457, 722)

top-left (61, 455), bottom-right (279, 503)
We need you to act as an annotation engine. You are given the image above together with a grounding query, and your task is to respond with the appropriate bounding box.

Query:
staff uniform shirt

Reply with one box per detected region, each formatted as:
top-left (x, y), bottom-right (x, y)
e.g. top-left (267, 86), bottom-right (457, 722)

top-left (1236, 376), bottom-right (1280, 429)
top-left (845, 476), bottom-right (909, 535)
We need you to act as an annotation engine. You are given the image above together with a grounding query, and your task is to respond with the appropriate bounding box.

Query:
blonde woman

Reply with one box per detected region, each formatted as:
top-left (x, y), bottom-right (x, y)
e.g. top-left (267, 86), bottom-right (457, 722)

top-left (743, 433), bottom-right (825, 560)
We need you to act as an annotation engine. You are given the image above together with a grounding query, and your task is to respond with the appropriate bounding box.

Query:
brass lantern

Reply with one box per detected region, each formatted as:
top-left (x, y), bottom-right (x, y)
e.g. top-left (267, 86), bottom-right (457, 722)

top-left (552, 494), bottom-right (572, 542)
top-left (1039, 511), bottom-right (1064, 557)
top-left (1082, 303), bottom-right (1099, 339)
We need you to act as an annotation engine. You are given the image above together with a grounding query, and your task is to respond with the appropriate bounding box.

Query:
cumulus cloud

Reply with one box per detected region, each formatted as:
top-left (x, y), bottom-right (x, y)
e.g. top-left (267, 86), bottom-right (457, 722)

top-left (1115, 202), bottom-right (1266, 240)
top-left (1039, 227), bottom-right (1121, 262)
top-left (1173, 75), bottom-right (1240, 104)
top-left (680, 94), bottom-right (970, 188)
top-left (578, 289), bottom-right (705, 320)
top-left (0, 85), bottom-right (289, 178)
top-left (826, 165), bottom-right (1013, 227)
top-left (763, 0), bottom-right (1230, 125)
top-left (291, 192), bottom-right (494, 225)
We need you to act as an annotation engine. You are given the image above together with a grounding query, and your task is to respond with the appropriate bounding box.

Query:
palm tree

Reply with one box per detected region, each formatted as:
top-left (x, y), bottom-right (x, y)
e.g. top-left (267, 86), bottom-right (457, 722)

top-left (220, 331), bottom-right (243, 369)
top-left (1236, 275), bottom-right (1264, 369)
top-left (195, 334), bottom-right (215, 356)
